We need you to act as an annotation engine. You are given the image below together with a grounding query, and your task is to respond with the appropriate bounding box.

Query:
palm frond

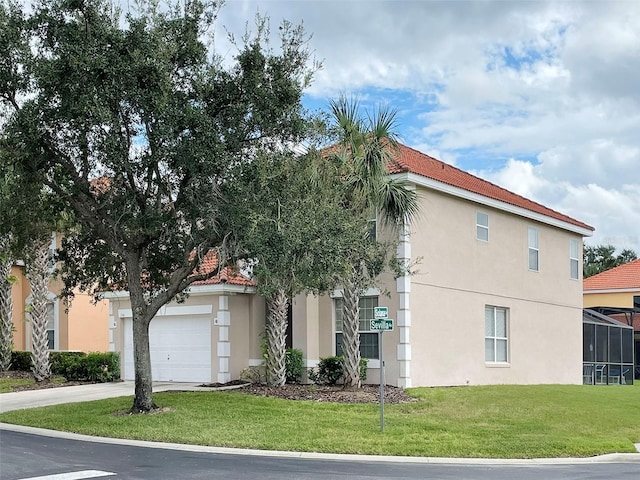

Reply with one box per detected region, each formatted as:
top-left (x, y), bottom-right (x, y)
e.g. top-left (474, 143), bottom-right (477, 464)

top-left (377, 179), bottom-right (419, 227)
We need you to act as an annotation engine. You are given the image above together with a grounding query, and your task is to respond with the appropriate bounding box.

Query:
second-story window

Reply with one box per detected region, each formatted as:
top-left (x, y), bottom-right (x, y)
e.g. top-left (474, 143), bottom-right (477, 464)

top-left (528, 227), bottom-right (539, 271)
top-left (476, 212), bottom-right (489, 241)
top-left (569, 239), bottom-right (579, 280)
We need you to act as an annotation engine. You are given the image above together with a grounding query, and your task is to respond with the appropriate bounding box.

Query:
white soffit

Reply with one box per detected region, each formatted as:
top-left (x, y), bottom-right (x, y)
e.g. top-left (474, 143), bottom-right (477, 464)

top-left (101, 283), bottom-right (255, 299)
top-left (584, 288), bottom-right (640, 295)
top-left (392, 172), bottom-right (593, 237)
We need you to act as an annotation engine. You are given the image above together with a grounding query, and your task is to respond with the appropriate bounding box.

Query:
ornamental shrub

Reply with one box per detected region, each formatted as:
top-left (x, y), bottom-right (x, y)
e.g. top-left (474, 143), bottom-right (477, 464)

top-left (9, 351), bottom-right (32, 371)
top-left (9, 350), bottom-right (119, 382)
top-left (285, 348), bottom-right (304, 383)
top-left (310, 356), bottom-right (369, 385)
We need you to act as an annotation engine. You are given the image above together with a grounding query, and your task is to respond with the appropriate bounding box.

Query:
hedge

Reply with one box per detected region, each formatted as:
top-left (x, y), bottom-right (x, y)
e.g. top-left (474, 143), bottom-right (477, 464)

top-left (9, 351), bottom-right (120, 382)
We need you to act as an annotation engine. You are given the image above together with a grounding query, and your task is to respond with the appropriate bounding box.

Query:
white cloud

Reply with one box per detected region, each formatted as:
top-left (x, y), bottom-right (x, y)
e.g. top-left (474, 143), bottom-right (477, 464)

top-left (214, 0), bottom-right (640, 254)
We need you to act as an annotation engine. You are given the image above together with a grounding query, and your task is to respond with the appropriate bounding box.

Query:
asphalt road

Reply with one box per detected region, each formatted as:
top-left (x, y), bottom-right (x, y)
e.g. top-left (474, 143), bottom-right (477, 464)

top-left (2, 429), bottom-right (640, 480)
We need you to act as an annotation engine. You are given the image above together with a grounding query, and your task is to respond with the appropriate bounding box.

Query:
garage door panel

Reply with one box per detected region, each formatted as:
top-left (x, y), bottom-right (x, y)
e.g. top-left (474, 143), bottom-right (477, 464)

top-left (123, 315), bottom-right (212, 382)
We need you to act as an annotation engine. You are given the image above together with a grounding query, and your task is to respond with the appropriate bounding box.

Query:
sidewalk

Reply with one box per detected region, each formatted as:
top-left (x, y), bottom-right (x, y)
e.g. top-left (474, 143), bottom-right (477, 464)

top-left (0, 381), bottom-right (215, 413)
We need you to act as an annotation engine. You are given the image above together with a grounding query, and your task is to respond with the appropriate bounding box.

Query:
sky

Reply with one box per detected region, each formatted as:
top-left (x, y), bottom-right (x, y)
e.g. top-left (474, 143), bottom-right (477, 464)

top-left (214, 0), bottom-right (640, 254)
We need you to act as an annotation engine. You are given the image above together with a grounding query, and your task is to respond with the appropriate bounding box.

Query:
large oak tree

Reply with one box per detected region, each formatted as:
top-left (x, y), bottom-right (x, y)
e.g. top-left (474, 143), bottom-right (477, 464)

top-left (0, 0), bottom-right (315, 411)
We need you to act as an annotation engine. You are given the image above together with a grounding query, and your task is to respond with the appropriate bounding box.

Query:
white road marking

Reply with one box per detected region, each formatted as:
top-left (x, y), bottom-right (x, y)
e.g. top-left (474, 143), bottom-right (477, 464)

top-left (17, 470), bottom-right (115, 480)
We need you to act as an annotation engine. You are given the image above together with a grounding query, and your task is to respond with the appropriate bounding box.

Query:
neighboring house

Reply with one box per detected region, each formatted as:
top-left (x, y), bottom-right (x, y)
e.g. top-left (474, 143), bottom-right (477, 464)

top-left (583, 258), bottom-right (640, 379)
top-left (107, 143), bottom-right (594, 387)
top-left (9, 234), bottom-right (110, 354)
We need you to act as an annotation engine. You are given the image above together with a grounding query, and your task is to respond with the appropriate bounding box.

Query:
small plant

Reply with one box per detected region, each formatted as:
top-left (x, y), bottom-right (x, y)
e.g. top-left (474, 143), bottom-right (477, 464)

top-left (359, 358), bottom-right (368, 382)
top-left (285, 348), bottom-right (304, 384)
top-left (310, 356), bottom-right (369, 385)
top-left (240, 366), bottom-right (265, 384)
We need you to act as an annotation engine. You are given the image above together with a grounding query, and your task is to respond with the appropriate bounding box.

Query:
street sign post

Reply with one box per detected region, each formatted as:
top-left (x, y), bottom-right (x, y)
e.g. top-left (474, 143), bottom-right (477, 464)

top-left (370, 314), bottom-right (394, 431)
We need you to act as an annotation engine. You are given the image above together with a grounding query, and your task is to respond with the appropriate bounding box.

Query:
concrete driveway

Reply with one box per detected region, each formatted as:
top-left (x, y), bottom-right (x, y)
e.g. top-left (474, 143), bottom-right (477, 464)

top-left (0, 381), bottom-right (213, 413)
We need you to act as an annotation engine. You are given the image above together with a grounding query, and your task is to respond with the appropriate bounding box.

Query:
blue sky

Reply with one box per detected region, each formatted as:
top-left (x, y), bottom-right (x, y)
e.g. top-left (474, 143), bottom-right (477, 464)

top-left (215, 0), bottom-right (640, 253)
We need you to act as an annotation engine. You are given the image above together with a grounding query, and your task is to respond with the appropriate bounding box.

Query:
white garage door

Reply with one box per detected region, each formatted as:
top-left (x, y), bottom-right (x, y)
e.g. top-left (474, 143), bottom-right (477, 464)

top-left (123, 315), bottom-right (212, 382)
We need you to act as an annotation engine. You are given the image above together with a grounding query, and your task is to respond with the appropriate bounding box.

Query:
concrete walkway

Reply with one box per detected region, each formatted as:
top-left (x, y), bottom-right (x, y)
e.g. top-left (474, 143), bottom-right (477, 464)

top-left (1, 382), bottom-right (640, 464)
top-left (0, 381), bottom-right (215, 413)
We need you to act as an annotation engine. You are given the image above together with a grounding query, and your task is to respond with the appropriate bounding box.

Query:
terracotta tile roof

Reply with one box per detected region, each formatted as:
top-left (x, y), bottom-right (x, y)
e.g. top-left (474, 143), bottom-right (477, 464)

top-left (387, 144), bottom-right (594, 231)
top-left (583, 258), bottom-right (640, 291)
top-left (192, 250), bottom-right (255, 287)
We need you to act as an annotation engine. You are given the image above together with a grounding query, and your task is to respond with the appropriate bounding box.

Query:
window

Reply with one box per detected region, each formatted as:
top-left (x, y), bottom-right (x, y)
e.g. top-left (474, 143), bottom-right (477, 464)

top-left (485, 306), bottom-right (508, 362)
top-left (335, 296), bottom-right (379, 359)
top-left (46, 302), bottom-right (55, 350)
top-left (48, 232), bottom-right (57, 272)
top-left (528, 227), bottom-right (539, 271)
top-left (367, 210), bottom-right (377, 242)
top-left (476, 212), bottom-right (489, 241)
top-left (569, 239), bottom-right (579, 279)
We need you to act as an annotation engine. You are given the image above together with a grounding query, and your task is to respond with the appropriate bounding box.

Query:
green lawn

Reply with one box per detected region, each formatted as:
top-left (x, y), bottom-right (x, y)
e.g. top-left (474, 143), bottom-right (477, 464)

top-left (0, 377), bottom-right (34, 393)
top-left (1, 384), bottom-right (638, 458)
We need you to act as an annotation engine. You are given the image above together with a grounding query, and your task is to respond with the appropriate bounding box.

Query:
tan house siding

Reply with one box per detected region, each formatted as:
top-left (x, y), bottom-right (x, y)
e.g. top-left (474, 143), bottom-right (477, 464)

top-left (584, 292), bottom-right (637, 309)
top-left (9, 263), bottom-right (108, 353)
top-left (307, 185), bottom-right (585, 387)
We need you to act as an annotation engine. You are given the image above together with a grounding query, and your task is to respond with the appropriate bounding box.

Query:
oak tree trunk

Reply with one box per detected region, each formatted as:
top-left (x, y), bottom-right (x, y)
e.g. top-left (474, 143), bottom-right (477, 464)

top-left (26, 236), bottom-right (52, 382)
top-left (265, 289), bottom-right (289, 387)
top-left (131, 308), bottom-right (156, 412)
top-left (126, 253), bottom-right (158, 413)
top-left (341, 273), bottom-right (362, 388)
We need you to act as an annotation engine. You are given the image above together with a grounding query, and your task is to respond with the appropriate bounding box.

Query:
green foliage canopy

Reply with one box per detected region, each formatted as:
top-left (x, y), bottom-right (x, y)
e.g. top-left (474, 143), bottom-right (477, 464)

top-left (583, 244), bottom-right (638, 278)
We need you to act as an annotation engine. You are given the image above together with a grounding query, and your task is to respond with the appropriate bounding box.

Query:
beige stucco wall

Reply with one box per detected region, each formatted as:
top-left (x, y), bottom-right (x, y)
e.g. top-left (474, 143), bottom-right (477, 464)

top-left (109, 290), bottom-right (262, 382)
top-left (10, 265), bottom-right (28, 350)
top-left (9, 262), bottom-right (109, 353)
top-left (309, 186), bottom-right (586, 387)
top-left (65, 292), bottom-right (109, 352)
top-left (408, 188), bottom-right (584, 386)
top-left (583, 291), bottom-right (638, 309)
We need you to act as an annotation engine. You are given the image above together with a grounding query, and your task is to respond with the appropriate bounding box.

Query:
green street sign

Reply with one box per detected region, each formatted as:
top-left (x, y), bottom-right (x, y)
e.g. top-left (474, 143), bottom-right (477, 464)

top-left (374, 306), bottom-right (389, 319)
top-left (370, 318), bottom-right (394, 331)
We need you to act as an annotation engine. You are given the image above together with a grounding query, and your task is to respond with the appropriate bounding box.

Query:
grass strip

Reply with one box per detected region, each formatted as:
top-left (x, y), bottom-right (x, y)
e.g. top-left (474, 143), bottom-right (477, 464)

top-left (0, 384), bottom-right (638, 458)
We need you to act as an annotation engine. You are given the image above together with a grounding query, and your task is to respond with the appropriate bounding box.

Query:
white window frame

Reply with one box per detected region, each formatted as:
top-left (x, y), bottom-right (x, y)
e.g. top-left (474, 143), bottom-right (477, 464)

top-left (485, 305), bottom-right (509, 363)
top-left (25, 292), bottom-right (58, 351)
top-left (48, 232), bottom-right (57, 273)
top-left (476, 212), bottom-right (489, 241)
top-left (569, 239), bottom-right (579, 280)
top-left (335, 296), bottom-right (380, 366)
top-left (368, 209), bottom-right (377, 241)
top-left (528, 227), bottom-right (539, 271)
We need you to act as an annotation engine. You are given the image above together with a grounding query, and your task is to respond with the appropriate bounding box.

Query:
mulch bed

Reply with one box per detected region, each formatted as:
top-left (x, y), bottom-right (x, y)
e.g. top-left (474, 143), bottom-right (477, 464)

top-left (234, 383), bottom-right (416, 404)
top-left (3, 370), bottom-right (415, 404)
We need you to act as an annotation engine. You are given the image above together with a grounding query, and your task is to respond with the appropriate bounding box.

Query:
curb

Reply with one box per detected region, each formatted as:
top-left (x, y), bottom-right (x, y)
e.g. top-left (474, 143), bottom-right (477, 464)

top-left (2, 422), bottom-right (640, 465)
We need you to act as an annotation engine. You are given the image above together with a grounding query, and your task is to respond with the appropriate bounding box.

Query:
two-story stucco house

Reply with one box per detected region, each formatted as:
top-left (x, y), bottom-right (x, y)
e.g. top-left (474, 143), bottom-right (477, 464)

top-left (107, 144), bottom-right (594, 386)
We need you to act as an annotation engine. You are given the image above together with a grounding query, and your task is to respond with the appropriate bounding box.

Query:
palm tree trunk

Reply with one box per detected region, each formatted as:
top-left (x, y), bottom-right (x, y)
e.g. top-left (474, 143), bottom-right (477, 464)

top-left (265, 289), bottom-right (289, 387)
top-left (0, 235), bottom-right (14, 371)
top-left (341, 272), bottom-right (361, 388)
top-left (26, 236), bottom-right (52, 382)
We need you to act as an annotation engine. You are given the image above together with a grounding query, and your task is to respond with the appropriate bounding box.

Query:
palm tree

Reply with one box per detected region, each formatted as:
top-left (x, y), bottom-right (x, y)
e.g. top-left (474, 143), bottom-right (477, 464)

top-left (0, 234), bottom-right (14, 371)
top-left (26, 235), bottom-right (52, 382)
top-left (330, 97), bottom-right (419, 388)
top-left (265, 289), bottom-right (289, 386)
